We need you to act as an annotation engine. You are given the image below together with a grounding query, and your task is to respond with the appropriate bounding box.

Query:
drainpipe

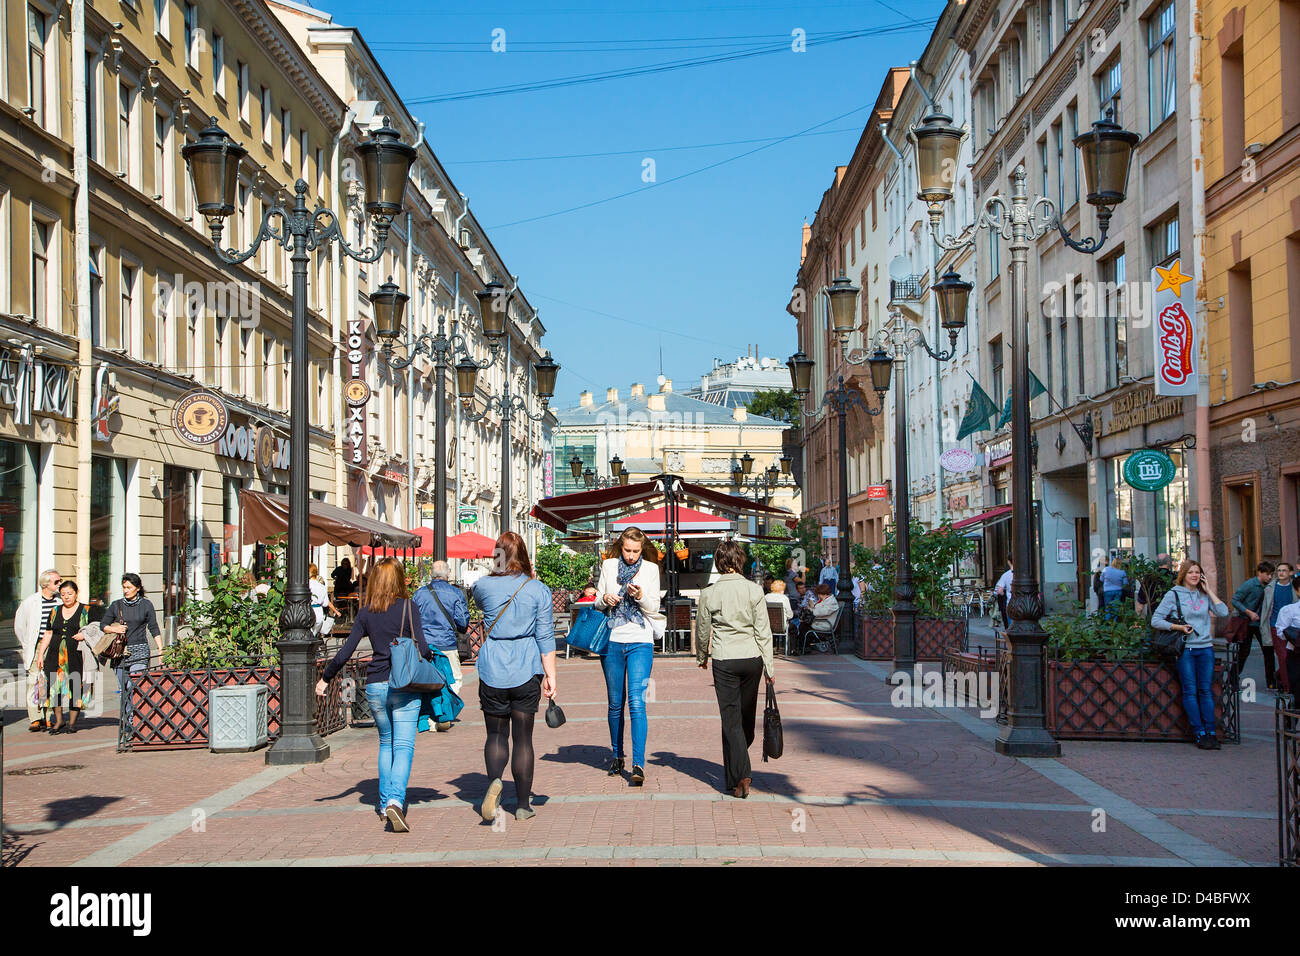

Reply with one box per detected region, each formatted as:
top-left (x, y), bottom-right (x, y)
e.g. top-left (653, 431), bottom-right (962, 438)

top-left (451, 196), bottom-right (468, 539)
top-left (331, 105), bottom-right (359, 522)
top-left (1189, 0), bottom-right (1218, 590)
top-left (73, 0), bottom-right (92, 589)
top-left (406, 121), bottom-right (424, 531)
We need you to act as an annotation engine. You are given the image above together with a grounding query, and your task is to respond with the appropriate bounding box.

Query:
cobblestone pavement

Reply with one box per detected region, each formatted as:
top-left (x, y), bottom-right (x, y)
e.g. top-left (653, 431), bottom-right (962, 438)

top-left (1, 638), bottom-right (1280, 867)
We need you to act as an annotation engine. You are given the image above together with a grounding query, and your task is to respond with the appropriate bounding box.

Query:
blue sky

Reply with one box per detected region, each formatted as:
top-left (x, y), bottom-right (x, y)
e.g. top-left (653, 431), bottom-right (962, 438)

top-left (320, 0), bottom-right (946, 403)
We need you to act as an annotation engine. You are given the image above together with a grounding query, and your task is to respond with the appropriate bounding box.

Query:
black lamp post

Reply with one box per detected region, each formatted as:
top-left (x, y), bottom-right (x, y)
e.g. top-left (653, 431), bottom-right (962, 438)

top-left (912, 103), bottom-right (1138, 757)
top-left (788, 285), bottom-right (892, 653)
top-left (183, 117), bottom-right (415, 765)
top-left (376, 295), bottom-right (508, 561)
top-left (456, 298), bottom-right (560, 534)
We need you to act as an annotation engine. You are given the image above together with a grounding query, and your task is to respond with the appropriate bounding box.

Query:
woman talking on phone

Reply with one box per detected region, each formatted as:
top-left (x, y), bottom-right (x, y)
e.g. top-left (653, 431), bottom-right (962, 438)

top-left (1151, 561), bottom-right (1229, 750)
top-left (595, 527), bottom-right (665, 786)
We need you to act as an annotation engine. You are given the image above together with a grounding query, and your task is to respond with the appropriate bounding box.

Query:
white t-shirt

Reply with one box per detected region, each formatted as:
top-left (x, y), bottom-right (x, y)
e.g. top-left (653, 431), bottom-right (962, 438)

top-left (996, 569), bottom-right (1013, 595)
top-left (309, 579), bottom-right (328, 625)
top-left (1275, 602), bottom-right (1300, 647)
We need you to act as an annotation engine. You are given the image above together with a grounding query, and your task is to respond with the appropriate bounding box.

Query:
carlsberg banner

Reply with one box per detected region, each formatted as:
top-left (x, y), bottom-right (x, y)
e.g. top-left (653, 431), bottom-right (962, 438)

top-left (1151, 257), bottom-right (1197, 397)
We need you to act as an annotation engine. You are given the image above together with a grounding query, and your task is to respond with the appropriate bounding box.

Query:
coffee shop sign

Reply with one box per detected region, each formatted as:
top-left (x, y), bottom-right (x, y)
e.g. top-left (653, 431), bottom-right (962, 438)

top-left (219, 422), bottom-right (289, 470)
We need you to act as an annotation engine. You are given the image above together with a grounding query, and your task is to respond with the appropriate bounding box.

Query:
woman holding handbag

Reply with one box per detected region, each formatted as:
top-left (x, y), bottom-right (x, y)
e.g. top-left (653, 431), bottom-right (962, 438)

top-left (695, 540), bottom-right (774, 798)
top-left (472, 532), bottom-right (557, 823)
top-left (317, 557), bottom-right (431, 833)
top-left (100, 573), bottom-right (163, 697)
top-left (35, 580), bottom-right (93, 734)
top-left (1150, 561), bottom-right (1229, 749)
top-left (595, 527), bottom-right (665, 785)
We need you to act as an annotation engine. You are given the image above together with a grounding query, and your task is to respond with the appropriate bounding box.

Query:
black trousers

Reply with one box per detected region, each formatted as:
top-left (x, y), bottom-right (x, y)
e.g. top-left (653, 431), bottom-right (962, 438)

top-left (1236, 625), bottom-right (1277, 688)
top-left (711, 657), bottom-right (763, 792)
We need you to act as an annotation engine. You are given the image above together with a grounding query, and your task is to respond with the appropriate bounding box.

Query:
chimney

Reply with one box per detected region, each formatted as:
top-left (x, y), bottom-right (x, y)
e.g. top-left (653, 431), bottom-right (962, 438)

top-left (629, 382), bottom-right (645, 398)
top-left (579, 390), bottom-right (593, 407)
top-left (647, 394), bottom-right (665, 411)
top-left (606, 387), bottom-right (619, 403)
top-left (660, 378), bottom-right (672, 393)
top-left (700, 376), bottom-right (708, 391)
top-left (733, 406), bottom-right (748, 422)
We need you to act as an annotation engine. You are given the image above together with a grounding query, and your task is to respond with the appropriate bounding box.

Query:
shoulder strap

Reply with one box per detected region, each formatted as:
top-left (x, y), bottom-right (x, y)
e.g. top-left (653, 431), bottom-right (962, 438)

top-left (1173, 589), bottom-right (1183, 617)
top-left (426, 583), bottom-right (455, 628)
top-left (485, 579), bottom-right (530, 640)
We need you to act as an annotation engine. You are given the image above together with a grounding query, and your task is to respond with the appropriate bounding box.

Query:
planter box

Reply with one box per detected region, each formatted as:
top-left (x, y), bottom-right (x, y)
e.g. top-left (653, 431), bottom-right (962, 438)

top-left (855, 613), bottom-right (967, 661)
top-left (209, 685), bottom-right (270, 752)
top-left (465, 621), bottom-right (485, 662)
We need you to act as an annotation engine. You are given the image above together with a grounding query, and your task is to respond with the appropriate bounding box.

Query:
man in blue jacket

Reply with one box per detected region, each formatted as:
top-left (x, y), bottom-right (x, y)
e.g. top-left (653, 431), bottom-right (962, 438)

top-left (412, 561), bottom-right (469, 718)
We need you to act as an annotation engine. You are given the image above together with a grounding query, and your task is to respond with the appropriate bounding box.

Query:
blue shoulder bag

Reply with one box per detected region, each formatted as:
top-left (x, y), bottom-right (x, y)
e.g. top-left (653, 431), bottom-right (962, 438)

top-left (388, 599), bottom-right (445, 694)
top-left (566, 605), bottom-right (611, 655)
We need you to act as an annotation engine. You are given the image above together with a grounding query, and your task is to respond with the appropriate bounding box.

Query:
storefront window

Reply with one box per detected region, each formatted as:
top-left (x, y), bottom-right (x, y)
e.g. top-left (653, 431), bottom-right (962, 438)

top-left (89, 456), bottom-right (127, 613)
top-left (223, 475), bottom-right (242, 564)
top-left (1108, 457), bottom-right (1135, 551)
top-left (0, 440), bottom-right (38, 661)
top-left (163, 466), bottom-right (194, 618)
top-left (1154, 450), bottom-right (1189, 565)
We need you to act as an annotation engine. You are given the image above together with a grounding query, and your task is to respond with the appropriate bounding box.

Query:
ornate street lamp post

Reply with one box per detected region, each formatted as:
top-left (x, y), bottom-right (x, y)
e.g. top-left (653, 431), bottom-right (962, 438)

top-left (183, 117), bottom-right (416, 765)
top-left (789, 306), bottom-right (893, 653)
top-left (911, 105), bottom-right (1138, 756)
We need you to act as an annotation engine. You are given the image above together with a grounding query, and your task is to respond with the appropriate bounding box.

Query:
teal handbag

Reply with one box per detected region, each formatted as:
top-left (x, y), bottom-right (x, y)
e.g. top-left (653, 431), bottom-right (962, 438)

top-left (566, 606), bottom-right (611, 655)
top-left (388, 600), bottom-right (445, 694)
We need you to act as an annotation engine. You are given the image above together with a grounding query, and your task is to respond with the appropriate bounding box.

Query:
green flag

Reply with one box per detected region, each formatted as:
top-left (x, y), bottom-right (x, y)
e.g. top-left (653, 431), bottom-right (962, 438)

top-left (956, 378), bottom-right (1001, 440)
top-left (996, 371), bottom-right (1048, 429)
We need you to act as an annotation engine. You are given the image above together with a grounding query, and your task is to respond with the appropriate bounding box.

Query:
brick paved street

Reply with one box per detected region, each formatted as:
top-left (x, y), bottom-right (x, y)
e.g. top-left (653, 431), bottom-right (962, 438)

top-left (2, 639), bottom-right (1280, 867)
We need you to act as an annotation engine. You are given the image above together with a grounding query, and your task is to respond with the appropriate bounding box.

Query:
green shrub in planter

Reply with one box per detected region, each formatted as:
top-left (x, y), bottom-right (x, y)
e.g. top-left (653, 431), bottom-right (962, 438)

top-left (535, 530), bottom-right (600, 592)
top-left (165, 549), bottom-right (285, 669)
top-left (851, 521), bottom-right (974, 615)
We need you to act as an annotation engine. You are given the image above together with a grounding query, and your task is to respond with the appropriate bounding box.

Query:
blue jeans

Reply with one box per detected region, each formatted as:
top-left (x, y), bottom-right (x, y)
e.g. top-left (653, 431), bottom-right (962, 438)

top-left (1176, 645), bottom-right (1217, 737)
top-left (365, 681), bottom-right (421, 810)
top-left (601, 642), bottom-right (653, 767)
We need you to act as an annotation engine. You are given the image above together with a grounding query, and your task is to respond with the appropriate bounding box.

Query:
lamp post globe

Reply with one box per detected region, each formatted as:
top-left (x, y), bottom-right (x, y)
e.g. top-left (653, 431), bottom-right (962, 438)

top-left (454, 356), bottom-right (480, 400)
top-left (1075, 112), bottom-right (1141, 207)
top-left (370, 277), bottom-right (409, 340)
top-left (932, 270), bottom-right (973, 333)
top-left (868, 348), bottom-right (894, 394)
top-left (181, 119), bottom-right (247, 222)
top-left (476, 279), bottom-right (509, 338)
top-left (826, 274), bottom-right (860, 337)
top-left (912, 111), bottom-right (964, 203)
top-left (787, 350), bottom-right (814, 395)
top-left (355, 120), bottom-right (417, 227)
top-left (569, 454), bottom-right (584, 480)
top-left (534, 352), bottom-right (559, 400)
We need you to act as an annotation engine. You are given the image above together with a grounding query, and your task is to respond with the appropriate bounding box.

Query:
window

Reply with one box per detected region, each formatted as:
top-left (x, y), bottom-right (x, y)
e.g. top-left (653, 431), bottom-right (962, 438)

top-left (212, 32), bottom-right (225, 98)
top-left (1098, 56), bottom-right (1122, 123)
top-left (183, 3), bottom-right (199, 69)
top-left (237, 182), bottom-right (250, 249)
top-left (1008, 37), bottom-right (1022, 98)
top-left (27, 6), bottom-right (47, 126)
top-left (990, 338), bottom-right (1004, 400)
top-left (1147, 0), bottom-right (1176, 128)
top-left (154, 109), bottom-right (172, 209)
top-left (1039, 137), bottom-right (1049, 199)
top-left (1041, 0), bottom-right (1054, 63)
top-left (120, 261), bottom-right (138, 352)
top-left (154, 0), bottom-right (169, 39)
top-left (237, 62), bottom-right (249, 123)
top-left (1053, 121), bottom-right (1065, 212)
top-left (1102, 252), bottom-right (1127, 389)
top-left (300, 130), bottom-right (309, 183)
top-left (987, 217), bottom-right (1000, 278)
top-left (1043, 309), bottom-right (1054, 399)
top-left (31, 218), bottom-right (52, 326)
top-left (86, 52), bottom-right (99, 163)
top-left (150, 271), bottom-right (171, 367)
top-left (1059, 313), bottom-right (1069, 404)
top-left (118, 79), bottom-right (136, 183)
top-left (215, 313), bottom-right (229, 391)
top-left (1075, 311), bottom-right (1085, 396)
top-left (1149, 213), bottom-right (1179, 266)
top-left (263, 337), bottom-right (274, 407)
top-left (89, 245), bottom-right (104, 347)
top-left (1067, 103), bottom-right (1080, 206)
top-left (90, 457), bottom-right (128, 611)
top-left (240, 326), bottom-right (252, 396)
top-left (261, 87), bottom-right (272, 144)
top-left (315, 146), bottom-right (325, 197)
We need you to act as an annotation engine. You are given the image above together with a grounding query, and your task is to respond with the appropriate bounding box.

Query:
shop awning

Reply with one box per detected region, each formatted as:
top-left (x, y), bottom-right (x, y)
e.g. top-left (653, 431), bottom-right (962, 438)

top-left (359, 526), bottom-right (434, 557)
top-left (950, 504), bottom-right (1013, 531)
top-left (612, 506), bottom-right (732, 533)
top-left (240, 490), bottom-right (421, 550)
top-left (529, 475), bottom-right (791, 533)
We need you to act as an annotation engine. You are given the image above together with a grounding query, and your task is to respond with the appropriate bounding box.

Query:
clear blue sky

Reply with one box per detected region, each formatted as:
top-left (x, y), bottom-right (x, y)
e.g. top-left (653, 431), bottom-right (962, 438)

top-left (319, 0), bottom-right (946, 403)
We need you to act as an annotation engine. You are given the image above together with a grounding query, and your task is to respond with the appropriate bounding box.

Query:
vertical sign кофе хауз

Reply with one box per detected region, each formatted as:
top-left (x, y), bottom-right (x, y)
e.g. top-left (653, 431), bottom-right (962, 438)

top-left (344, 314), bottom-right (370, 467)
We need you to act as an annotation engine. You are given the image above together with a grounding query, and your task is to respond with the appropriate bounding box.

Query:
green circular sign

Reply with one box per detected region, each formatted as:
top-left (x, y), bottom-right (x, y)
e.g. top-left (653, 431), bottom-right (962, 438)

top-left (1122, 449), bottom-right (1176, 492)
top-left (458, 510), bottom-right (477, 525)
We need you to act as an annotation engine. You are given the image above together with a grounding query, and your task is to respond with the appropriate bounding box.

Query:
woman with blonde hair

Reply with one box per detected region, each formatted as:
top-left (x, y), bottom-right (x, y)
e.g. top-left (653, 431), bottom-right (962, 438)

top-left (595, 527), bottom-right (665, 785)
top-left (318, 557), bottom-right (431, 832)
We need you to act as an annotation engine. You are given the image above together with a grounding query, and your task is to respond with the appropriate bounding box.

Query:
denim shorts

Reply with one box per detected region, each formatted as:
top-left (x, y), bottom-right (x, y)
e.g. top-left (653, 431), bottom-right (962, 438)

top-left (479, 675), bottom-right (542, 717)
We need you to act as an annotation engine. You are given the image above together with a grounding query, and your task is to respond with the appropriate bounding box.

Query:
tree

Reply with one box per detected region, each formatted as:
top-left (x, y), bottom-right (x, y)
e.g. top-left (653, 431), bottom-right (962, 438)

top-left (535, 530), bottom-right (600, 592)
top-left (749, 526), bottom-right (794, 579)
top-left (746, 388), bottom-right (800, 426)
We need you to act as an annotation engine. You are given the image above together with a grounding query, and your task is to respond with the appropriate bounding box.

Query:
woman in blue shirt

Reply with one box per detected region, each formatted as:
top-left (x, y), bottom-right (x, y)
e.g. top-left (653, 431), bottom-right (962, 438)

top-left (1100, 557), bottom-right (1128, 607)
top-left (472, 532), bottom-right (557, 823)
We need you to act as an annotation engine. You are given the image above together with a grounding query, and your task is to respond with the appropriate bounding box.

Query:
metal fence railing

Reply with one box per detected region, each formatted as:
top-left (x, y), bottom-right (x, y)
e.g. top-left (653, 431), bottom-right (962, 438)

top-left (1277, 695), bottom-right (1300, 867)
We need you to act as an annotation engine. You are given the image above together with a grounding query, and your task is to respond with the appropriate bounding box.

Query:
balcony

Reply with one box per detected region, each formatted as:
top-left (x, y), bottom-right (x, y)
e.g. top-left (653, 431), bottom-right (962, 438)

top-left (889, 275), bottom-right (926, 303)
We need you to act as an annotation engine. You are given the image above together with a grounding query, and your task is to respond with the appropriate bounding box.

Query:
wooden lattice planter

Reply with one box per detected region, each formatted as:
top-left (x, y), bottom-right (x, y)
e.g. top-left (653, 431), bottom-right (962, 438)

top-left (856, 613), bottom-right (967, 661)
top-left (465, 621), bottom-right (485, 662)
top-left (119, 657), bottom-right (351, 752)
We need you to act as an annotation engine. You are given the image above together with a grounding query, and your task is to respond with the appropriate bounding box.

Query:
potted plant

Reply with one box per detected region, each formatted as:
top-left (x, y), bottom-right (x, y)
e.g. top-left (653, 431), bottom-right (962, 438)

top-left (672, 539), bottom-right (689, 560)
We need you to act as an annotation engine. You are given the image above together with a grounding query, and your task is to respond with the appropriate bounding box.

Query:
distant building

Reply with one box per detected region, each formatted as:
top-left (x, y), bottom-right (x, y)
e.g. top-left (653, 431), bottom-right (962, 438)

top-left (683, 354), bottom-right (791, 409)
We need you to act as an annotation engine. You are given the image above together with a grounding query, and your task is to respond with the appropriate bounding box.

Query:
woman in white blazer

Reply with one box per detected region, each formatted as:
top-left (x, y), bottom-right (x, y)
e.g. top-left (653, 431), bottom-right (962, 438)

top-left (595, 527), bottom-right (665, 785)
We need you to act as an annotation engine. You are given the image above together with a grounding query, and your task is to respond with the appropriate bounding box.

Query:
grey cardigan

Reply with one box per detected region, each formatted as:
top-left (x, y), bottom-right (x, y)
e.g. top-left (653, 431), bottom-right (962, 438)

top-left (1151, 585), bottom-right (1228, 650)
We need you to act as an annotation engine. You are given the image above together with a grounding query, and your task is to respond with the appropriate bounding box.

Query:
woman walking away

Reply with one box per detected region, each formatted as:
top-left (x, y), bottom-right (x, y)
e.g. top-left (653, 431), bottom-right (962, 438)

top-left (596, 527), bottom-right (665, 785)
top-left (36, 581), bottom-right (92, 734)
top-left (318, 557), bottom-right (431, 833)
top-left (1100, 556), bottom-right (1129, 608)
top-left (472, 532), bottom-right (557, 822)
top-left (696, 540), bottom-right (774, 798)
top-left (1151, 561), bottom-right (1229, 749)
top-left (100, 573), bottom-right (163, 695)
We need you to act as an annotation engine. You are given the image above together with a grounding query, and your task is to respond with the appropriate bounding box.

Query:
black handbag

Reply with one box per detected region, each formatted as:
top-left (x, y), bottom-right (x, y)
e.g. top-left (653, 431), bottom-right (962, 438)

top-left (544, 698), bottom-right (566, 728)
top-left (762, 681), bottom-right (783, 762)
top-left (1151, 589), bottom-right (1187, 662)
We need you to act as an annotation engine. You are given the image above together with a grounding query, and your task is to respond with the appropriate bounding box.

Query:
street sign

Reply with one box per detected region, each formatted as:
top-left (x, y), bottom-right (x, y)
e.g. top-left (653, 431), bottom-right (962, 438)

top-left (866, 485), bottom-right (888, 500)
top-left (1122, 449), bottom-right (1176, 492)
top-left (458, 509), bottom-right (477, 525)
top-left (821, 525), bottom-right (838, 538)
top-left (1151, 257), bottom-right (1197, 396)
top-left (939, 447), bottom-right (976, 473)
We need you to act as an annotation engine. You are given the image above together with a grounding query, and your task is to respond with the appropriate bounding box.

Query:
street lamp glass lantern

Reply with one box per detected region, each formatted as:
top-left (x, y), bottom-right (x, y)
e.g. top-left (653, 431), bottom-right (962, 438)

top-left (740, 452), bottom-right (754, 475)
top-left (825, 274), bottom-right (860, 336)
top-left (912, 111), bottom-right (964, 203)
top-left (181, 119), bottom-right (247, 220)
top-left (868, 348), bottom-right (893, 394)
top-left (787, 350), bottom-right (814, 395)
top-left (932, 269), bottom-right (973, 331)
top-left (1075, 113), bottom-right (1140, 207)
top-left (370, 277), bottom-right (409, 339)
top-left (355, 121), bottom-right (417, 223)
top-left (730, 467), bottom-right (743, 489)
top-left (454, 357), bottom-right (480, 399)
top-left (476, 280), bottom-right (510, 338)
top-left (609, 455), bottom-right (623, 477)
top-left (779, 454), bottom-right (792, 475)
top-left (569, 454), bottom-right (583, 479)
top-left (583, 468), bottom-right (595, 488)
top-left (765, 463), bottom-right (780, 485)
top-left (618, 472), bottom-right (629, 486)
top-left (534, 352), bottom-right (559, 399)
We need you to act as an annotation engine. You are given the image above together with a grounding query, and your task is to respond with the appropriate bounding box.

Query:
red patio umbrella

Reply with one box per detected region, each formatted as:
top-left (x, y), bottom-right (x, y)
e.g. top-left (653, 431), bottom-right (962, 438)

top-left (446, 530), bottom-right (499, 559)
top-left (358, 526), bottom-right (435, 557)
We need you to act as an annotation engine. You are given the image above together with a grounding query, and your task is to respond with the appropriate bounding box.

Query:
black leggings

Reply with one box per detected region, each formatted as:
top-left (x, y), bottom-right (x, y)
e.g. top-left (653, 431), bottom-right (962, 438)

top-left (484, 712), bottom-right (536, 810)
